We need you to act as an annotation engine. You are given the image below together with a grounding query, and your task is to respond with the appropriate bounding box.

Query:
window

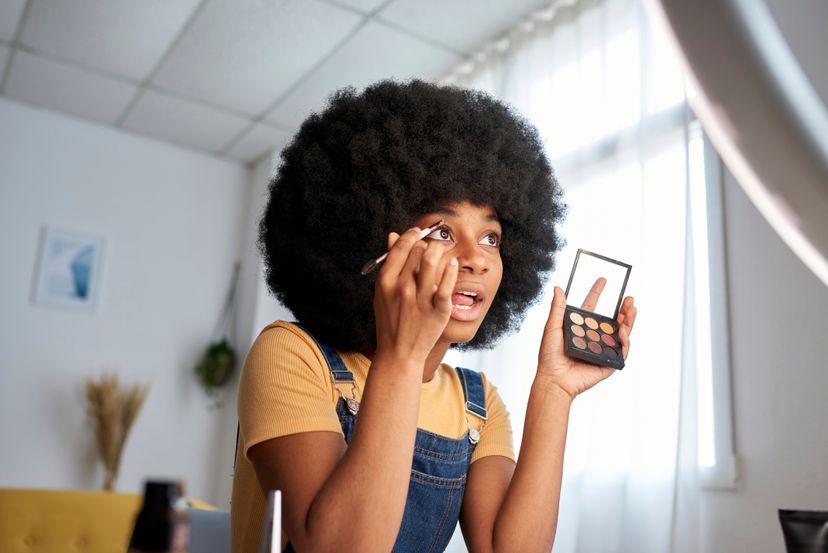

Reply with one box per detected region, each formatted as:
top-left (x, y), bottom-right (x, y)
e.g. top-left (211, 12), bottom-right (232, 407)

top-left (688, 121), bottom-right (738, 489)
top-left (441, 0), bottom-right (738, 549)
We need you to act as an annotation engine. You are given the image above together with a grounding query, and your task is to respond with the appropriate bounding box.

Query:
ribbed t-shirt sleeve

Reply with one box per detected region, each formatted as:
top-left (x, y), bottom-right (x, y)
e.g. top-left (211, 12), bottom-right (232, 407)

top-left (471, 373), bottom-right (515, 464)
top-left (238, 323), bottom-right (344, 459)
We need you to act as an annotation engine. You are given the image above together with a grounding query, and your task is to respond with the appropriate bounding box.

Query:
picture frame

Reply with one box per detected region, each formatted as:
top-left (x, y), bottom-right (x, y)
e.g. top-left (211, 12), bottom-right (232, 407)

top-left (31, 227), bottom-right (106, 313)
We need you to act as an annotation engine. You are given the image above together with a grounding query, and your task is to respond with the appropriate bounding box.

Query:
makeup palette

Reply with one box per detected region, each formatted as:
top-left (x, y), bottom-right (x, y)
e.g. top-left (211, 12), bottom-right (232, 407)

top-left (563, 249), bottom-right (632, 370)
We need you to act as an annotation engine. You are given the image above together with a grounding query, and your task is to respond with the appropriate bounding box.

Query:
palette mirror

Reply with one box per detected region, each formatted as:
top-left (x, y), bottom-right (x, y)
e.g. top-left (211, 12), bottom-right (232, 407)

top-left (564, 250), bottom-right (631, 319)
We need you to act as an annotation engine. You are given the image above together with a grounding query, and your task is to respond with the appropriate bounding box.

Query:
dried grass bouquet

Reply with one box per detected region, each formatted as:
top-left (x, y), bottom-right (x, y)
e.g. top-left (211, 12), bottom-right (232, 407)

top-left (85, 374), bottom-right (149, 491)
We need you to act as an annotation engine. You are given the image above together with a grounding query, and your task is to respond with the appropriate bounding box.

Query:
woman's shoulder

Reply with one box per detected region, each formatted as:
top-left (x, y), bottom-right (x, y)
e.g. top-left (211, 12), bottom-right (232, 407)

top-left (252, 320), bottom-right (317, 352)
top-left (245, 320), bottom-right (328, 376)
top-left (256, 319), bottom-right (305, 340)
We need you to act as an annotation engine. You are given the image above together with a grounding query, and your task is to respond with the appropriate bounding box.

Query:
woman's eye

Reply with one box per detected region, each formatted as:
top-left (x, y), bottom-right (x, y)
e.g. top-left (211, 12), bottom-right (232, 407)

top-left (426, 228), bottom-right (452, 241)
top-left (480, 233), bottom-right (501, 247)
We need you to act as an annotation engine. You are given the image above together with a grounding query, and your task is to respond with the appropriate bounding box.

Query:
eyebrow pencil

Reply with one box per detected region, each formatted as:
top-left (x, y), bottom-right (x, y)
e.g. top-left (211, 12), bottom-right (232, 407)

top-left (360, 219), bottom-right (445, 275)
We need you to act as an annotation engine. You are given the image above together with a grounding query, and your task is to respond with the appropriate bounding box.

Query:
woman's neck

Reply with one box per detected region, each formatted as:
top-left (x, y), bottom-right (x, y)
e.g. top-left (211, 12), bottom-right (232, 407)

top-left (423, 342), bottom-right (451, 383)
top-left (363, 342), bottom-right (451, 383)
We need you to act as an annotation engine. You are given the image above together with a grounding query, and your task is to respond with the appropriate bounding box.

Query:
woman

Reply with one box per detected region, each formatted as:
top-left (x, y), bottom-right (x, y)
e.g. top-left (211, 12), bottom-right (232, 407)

top-left (231, 79), bottom-right (636, 553)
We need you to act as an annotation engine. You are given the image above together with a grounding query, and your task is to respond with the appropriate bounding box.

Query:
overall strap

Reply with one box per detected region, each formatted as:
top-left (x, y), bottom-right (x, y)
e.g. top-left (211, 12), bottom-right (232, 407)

top-left (455, 366), bottom-right (488, 421)
top-left (233, 323), bottom-right (356, 470)
top-left (293, 323), bottom-right (354, 382)
top-left (293, 322), bottom-right (360, 415)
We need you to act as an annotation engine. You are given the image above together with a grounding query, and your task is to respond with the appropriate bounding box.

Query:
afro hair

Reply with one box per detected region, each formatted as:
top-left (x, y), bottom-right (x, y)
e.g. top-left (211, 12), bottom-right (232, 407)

top-left (259, 79), bottom-right (566, 353)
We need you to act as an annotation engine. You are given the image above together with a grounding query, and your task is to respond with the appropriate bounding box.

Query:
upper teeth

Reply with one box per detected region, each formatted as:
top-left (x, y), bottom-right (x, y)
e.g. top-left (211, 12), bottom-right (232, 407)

top-left (460, 291), bottom-right (477, 297)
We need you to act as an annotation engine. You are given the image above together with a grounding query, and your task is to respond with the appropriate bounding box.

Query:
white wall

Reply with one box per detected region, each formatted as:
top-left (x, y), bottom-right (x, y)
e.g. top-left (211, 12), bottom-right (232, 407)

top-left (685, 1), bottom-right (828, 549)
top-left (0, 97), bottom-right (249, 504)
top-left (698, 171), bottom-right (828, 552)
top-left (211, 150), bottom-right (293, 508)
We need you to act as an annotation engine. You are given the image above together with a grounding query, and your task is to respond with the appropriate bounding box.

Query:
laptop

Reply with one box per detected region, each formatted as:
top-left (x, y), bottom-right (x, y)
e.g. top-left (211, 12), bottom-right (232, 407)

top-left (258, 490), bottom-right (282, 553)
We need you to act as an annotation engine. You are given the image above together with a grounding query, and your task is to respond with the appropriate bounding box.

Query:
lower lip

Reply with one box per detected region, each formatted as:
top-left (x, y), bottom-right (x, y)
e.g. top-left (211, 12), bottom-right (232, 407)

top-left (451, 300), bottom-right (483, 322)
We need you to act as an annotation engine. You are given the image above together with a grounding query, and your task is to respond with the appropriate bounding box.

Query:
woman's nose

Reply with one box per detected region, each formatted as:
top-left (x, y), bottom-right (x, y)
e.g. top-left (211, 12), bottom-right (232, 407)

top-left (454, 240), bottom-right (488, 274)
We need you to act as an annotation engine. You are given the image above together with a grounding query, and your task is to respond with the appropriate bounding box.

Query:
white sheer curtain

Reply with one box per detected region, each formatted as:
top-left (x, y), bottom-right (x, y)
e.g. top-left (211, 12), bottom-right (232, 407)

top-left (441, 0), bottom-right (692, 551)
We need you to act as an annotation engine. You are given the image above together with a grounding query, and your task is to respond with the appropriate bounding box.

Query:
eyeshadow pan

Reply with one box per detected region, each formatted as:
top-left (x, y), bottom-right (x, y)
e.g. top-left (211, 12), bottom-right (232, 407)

top-left (573, 337), bottom-right (587, 349)
top-left (586, 329), bottom-right (600, 341)
top-left (571, 325), bottom-right (585, 337)
top-left (600, 322), bottom-right (615, 334)
top-left (587, 341), bottom-right (602, 354)
top-left (585, 317), bottom-right (599, 330)
top-left (570, 312), bottom-right (584, 325)
top-left (601, 334), bottom-right (616, 346)
top-left (603, 346), bottom-right (617, 358)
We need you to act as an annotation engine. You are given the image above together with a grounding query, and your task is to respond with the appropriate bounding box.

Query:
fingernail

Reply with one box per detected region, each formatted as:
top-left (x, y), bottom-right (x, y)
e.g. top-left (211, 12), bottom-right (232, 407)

top-left (450, 257), bottom-right (458, 266)
top-left (412, 226), bottom-right (421, 233)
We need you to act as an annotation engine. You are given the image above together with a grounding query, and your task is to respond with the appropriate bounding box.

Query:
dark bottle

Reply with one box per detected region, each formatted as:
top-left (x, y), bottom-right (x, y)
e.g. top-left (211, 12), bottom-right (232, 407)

top-left (127, 480), bottom-right (190, 553)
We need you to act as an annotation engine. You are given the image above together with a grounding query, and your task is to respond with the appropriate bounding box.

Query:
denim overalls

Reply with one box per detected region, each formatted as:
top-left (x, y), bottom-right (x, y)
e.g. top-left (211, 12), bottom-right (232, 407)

top-left (284, 328), bottom-right (488, 553)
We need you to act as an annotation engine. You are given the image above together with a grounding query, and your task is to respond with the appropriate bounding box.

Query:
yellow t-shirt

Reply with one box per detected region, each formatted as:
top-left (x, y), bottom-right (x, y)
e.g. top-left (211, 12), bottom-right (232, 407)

top-left (230, 321), bottom-right (515, 553)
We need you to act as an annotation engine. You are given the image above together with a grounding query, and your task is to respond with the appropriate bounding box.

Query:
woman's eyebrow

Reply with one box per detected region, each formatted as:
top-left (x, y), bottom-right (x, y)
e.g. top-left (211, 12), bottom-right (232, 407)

top-left (433, 207), bottom-right (458, 217)
top-left (432, 207), bottom-right (500, 222)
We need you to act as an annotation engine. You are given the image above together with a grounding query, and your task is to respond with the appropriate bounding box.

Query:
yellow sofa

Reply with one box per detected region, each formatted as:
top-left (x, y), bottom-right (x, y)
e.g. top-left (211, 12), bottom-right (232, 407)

top-left (0, 488), bottom-right (141, 553)
top-left (0, 488), bottom-right (222, 553)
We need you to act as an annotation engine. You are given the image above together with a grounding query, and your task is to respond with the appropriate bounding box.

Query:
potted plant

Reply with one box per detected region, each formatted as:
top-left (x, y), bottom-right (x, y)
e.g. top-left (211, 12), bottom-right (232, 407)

top-left (195, 338), bottom-right (236, 403)
top-left (195, 262), bottom-right (240, 408)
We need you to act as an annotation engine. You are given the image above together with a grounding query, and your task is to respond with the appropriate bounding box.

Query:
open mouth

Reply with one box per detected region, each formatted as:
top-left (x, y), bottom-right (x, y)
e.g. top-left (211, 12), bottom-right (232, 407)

top-left (450, 286), bottom-right (486, 321)
top-left (451, 290), bottom-right (481, 310)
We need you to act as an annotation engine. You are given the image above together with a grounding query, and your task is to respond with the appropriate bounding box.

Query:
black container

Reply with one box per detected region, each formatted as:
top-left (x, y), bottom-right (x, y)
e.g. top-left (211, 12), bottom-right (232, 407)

top-left (128, 480), bottom-right (190, 553)
top-left (779, 509), bottom-right (828, 553)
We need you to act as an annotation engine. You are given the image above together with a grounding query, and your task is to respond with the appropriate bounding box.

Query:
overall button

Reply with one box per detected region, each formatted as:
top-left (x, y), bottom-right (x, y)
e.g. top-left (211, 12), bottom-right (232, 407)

top-left (345, 397), bottom-right (360, 415)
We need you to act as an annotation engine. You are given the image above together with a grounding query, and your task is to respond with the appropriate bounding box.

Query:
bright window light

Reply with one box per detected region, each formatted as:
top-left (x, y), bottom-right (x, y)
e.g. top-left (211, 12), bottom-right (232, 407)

top-left (688, 125), bottom-right (716, 469)
top-left (687, 121), bottom-right (738, 488)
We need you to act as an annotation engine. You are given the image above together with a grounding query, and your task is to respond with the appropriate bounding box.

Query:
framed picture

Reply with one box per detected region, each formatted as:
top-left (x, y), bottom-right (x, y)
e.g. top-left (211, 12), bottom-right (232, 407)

top-left (32, 227), bottom-right (106, 313)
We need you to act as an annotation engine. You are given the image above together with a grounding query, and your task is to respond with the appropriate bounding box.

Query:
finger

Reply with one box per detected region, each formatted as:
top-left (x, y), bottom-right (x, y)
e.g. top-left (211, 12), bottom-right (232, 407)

top-left (619, 324), bottom-right (630, 359)
top-left (541, 287), bottom-right (567, 356)
top-left (387, 232), bottom-right (400, 250)
top-left (400, 240), bottom-right (427, 285)
top-left (616, 296), bottom-right (630, 325)
top-left (380, 227), bottom-right (423, 279)
top-left (617, 297), bottom-right (636, 336)
top-left (434, 257), bottom-right (459, 313)
top-left (580, 277), bottom-right (606, 311)
top-left (544, 286), bottom-right (567, 334)
top-left (417, 239), bottom-right (447, 307)
top-left (627, 306), bottom-right (637, 334)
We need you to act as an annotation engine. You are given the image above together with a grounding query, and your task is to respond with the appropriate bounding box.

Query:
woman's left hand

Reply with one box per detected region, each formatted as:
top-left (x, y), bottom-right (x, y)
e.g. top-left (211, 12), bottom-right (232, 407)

top-left (536, 281), bottom-right (637, 401)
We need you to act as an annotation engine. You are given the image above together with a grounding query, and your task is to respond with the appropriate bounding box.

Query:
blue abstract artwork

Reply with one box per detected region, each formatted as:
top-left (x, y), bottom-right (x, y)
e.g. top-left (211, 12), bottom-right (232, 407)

top-left (33, 228), bottom-right (105, 312)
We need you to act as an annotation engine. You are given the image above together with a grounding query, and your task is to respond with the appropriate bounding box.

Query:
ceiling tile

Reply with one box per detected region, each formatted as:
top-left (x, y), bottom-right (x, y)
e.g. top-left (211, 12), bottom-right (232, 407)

top-left (152, 0), bottom-right (363, 116)
top-left (122, 89), bottom-right (252, 153)
top-left (19, 0), bottom-right (201, 80)
top-left (0, 45), bottom-right (9, 76)
top-left (330, 0), bottom-right (388, 14)
top-left (266, 20), bottom-right (461, 129)
top-left (224, 122), bottom-right (293, 163)
top-left (4, 50), bottom-right (138, 124)
top-left (0, 0), bottom-right (25, 42)
top-left (378, 0), bottom-right (549, 54)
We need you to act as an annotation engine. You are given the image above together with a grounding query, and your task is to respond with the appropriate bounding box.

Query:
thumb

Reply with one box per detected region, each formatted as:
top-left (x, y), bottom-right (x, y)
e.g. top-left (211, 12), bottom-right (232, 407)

top-left (545, 286), bottom-right (567, 334)
top-left (541, 286), bottom-right (567, 357)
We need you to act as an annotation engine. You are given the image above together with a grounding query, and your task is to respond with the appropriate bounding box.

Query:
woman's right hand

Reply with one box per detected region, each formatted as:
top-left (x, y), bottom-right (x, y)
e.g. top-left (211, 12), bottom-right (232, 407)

top-left (373, 227), bottom-right (459, 363)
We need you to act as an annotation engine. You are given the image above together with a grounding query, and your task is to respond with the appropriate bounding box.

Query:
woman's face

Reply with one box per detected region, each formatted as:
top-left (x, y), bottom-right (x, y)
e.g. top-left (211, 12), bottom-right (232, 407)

top-left (412, 201), bottom-right (503, 345)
